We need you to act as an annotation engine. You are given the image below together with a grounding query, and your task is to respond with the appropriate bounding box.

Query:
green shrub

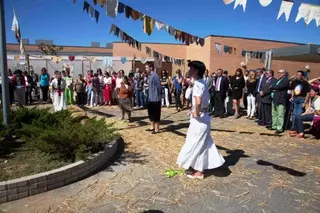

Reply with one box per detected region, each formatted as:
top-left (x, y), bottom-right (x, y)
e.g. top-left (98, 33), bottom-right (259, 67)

top-left (1, 107), bottom-right (119, 162)
top-left (20, 112), bottom-right (119, 162)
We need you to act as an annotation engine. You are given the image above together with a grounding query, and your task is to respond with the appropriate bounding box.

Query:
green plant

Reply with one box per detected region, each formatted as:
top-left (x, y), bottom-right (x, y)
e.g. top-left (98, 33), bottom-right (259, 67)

top-left (0, 107), bottom-right (119, 162)
top-left (19, 111), bottom-right (119, 161)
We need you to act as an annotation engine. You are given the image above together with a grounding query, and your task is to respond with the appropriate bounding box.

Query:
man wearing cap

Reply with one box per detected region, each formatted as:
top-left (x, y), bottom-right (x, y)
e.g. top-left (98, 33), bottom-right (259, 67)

top-left (269, 69), bottom-right (289, 134)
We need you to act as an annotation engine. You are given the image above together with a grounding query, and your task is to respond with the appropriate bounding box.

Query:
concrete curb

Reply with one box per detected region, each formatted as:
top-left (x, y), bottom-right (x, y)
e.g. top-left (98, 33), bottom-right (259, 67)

top-left (0, 139), bottom-right (119, 203)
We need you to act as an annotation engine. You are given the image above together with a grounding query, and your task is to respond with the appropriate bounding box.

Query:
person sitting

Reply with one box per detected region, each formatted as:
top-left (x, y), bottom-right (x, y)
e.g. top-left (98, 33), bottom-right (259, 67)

top-left (289, 87), bottom-right (320, 138)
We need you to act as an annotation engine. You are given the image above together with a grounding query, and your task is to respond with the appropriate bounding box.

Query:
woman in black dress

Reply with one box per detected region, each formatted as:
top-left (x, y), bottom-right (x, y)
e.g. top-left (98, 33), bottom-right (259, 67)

top-left (231, 68), bottom-right (245, 118)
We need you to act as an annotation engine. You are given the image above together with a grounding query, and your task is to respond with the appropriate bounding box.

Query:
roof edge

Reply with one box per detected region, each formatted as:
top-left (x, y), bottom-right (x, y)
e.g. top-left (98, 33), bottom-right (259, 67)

top-left (7, 43), bottom-right (113, 49)
top-left (112, 41), bottom-right (186, 46)
top-left (204, 34), bottom-right (307, 45)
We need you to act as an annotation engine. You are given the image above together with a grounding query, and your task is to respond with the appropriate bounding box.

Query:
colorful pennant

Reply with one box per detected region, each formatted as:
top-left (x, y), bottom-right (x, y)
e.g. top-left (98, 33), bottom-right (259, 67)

top-left (82, 1), bottom-right (100, 23)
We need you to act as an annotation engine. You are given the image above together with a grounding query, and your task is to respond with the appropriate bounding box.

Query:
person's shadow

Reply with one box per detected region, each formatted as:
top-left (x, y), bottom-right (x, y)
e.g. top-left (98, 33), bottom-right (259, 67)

top-left (205, 148), bottom-right (250, 177)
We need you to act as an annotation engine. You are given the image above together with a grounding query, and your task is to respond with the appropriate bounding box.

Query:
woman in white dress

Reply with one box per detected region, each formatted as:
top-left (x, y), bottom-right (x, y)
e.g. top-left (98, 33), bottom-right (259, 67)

top-left (177, 60), bottom-right (225, 179)
top-left (51, 71), bottom-right (67, 112)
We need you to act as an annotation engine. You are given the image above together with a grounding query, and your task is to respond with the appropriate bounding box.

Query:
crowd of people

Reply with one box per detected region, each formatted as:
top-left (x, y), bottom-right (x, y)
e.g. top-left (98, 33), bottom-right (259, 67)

top-left (2, 63), bottom-right (320, 139)
top-left (1, 60), bottom-right (319, 180)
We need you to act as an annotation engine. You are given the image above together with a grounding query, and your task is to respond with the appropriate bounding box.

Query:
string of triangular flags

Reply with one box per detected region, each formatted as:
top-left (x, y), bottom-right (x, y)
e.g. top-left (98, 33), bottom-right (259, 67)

top-left (71, 0), bottom-right (100, 23)
top-left (110, 24), bottom-right (184, 66)
top-left (223, 0), bottom-right (320, 26)
top-left (110, 24), bottom-right (142, 50)
top-left (11, 9), bottom-right (24, 54)
top-left (93, 0), bottom-right (205, 46)
top-left (214, 42), bottom-right (265, 62)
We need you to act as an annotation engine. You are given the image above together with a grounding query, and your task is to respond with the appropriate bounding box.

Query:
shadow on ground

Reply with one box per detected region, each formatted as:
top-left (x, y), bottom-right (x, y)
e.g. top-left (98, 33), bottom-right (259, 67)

top-left (205, 146), bottom-right (250, 177)
top-left (83, 107), bottom-right (115, 118)
top-left (257, 160), bottom-right (306, 177)
top-left (103, 138), bottom-right (148, 172)
top-left (0, 138), bottom-right (25, 159)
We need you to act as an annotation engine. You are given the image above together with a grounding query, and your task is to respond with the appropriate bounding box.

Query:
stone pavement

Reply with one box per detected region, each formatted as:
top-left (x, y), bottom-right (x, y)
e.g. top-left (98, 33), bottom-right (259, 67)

top-left (0, 106), bottom-right (319, 213)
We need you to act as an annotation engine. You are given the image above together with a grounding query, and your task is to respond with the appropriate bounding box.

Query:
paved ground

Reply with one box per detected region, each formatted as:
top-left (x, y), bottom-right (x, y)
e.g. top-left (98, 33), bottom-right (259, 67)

top-left (0, 105), bottom-right (319, 213)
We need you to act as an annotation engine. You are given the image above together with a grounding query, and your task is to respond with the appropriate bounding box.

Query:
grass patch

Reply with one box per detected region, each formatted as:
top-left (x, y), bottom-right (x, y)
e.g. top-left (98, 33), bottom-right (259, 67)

top-left (0, 139), bottom-right (69, 181)
top-left (0, 107), bottom-right (119, 181)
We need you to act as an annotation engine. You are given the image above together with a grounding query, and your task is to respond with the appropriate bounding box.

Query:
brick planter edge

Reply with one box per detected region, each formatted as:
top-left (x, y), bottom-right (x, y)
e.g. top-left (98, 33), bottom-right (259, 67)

top-left (0, 139), bottom-right (119, 203)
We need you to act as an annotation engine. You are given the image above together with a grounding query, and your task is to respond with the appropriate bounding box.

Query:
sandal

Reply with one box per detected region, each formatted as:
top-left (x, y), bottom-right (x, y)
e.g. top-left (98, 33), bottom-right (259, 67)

top-left (152, 130), bottom-right (159, 134)
top-left (146, 129), bottom-right (155, 132)
top-left (186, 172), bottom-right (204, 180)
top-left (297, 133), bottom-right (304, 139)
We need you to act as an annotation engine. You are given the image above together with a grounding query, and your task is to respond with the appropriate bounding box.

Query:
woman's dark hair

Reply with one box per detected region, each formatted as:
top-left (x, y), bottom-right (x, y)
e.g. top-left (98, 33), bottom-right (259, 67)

top-left (297, 70), bottom-right (304, 75)
top-left (123, 76), bottom-right (129, 84)
top-left (235, 68), bottom-right (243, 77)
top-left (97, 68), bottom-right (102, 75)
top-left (14, 69), bottom-right (22, 76)
top-left (94, 73), bottom-right (98, 77)
top-left (105, 72), bottom-right (110, 77)
top-left (188, 60), bottom-right (206, 78)
top-left (161, 69), bottom-right (168, 77)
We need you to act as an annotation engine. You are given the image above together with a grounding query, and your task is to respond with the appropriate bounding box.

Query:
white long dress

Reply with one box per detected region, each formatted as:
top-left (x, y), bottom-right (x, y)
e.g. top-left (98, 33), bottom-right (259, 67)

top-left (51, 78), bottom-right (67, 112)
top-left (177, 79), bottom-right (225, 172)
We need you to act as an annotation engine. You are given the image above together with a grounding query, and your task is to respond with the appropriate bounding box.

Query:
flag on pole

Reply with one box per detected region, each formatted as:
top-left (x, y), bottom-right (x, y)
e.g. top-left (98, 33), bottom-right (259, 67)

top-left (11, 9), bottom-right (24, 54)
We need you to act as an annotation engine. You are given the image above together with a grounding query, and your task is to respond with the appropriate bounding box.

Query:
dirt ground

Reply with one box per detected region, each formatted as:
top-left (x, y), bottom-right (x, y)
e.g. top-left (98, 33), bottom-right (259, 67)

top-left (0, 105), bottom-right (319, 213)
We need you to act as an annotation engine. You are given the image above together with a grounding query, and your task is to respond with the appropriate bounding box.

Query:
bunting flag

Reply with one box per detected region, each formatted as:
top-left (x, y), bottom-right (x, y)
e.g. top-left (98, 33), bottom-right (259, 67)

top-left (146, 46), bottom-right (185, 65)
top-left (223, 0), bottom-right (234, 5)
top-left (121, 57), bottom-right (127, 64)
top-left (82, 1), bottom-right (100, 23)
top-left (223, 0), bottom-right (320, 27)
top-left (14, 55), bottom-right (20, 61)
top-left (277, 0), bottom-right (294, 22)
top-left (295, 3), bottom-right (312, 24)
top-left (11, 9), bottom-right (24, 54)
top-left (110, 24), bottom-right (142, 50)
top-left (104, 1), bottom-right (205, 46)
top-left (215, 43), bottom-right (222, 55)
top-left (109, 23), bottom-right (184, 65)
top-left (305, 5), bottom-right (320, 27)
top-left (234, 0), bottom-right (247, 12)
top-left (259, 0), bottom-right (272, 7)
top-left (106, 0), bottom-right (119, 18)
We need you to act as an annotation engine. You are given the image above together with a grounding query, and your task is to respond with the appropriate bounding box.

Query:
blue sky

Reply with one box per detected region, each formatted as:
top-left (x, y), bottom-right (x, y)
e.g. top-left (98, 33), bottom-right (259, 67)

top-left (4, 0), bottom-right (320, 46)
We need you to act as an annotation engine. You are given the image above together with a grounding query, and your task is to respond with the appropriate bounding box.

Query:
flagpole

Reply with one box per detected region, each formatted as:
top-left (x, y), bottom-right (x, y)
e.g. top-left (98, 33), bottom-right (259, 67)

top-left (0, 0), bottom-right (11, 126)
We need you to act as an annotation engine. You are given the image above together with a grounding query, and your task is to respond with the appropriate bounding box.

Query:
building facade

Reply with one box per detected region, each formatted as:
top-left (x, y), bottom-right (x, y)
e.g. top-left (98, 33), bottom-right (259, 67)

top-left (6, 35), bottom-right (320, 79)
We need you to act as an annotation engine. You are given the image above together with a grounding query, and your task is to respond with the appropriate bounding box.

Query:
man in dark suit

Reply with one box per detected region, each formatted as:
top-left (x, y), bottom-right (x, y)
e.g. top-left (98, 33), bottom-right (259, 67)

top-left (214, 69), bottom-right (229, 118)
top-left (204, 69), bottom-right (213, 113)
top-left (259, 70), bottom-right (275, 128)
top-left (270, 69), bottom-right (289, 134)
top-left (256, 68), bottom-right (267, 123)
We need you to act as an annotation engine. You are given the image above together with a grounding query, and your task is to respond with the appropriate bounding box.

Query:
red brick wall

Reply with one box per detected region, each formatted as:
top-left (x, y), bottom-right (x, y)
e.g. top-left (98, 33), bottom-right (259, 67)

top-left (205, 36), bottom-right (319, 78)
top-left (113, 42), bottom-right (187, 76)
top-left (114, 37), bottom-right (319, 79)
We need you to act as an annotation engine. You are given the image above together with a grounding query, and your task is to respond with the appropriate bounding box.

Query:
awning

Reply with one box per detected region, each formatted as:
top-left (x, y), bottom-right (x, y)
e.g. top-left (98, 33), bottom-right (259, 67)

top-left (271, 44), bottom-right (320, 63)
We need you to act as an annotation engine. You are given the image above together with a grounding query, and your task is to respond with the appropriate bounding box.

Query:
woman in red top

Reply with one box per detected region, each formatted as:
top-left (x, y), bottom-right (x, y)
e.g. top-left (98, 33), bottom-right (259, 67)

top-left (103, 72), bottom-right (112, 106)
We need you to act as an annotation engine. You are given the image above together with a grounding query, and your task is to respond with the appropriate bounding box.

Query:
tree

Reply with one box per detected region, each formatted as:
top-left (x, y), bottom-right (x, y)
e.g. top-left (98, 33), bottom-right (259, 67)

top-left (38, 43), bottom-right (63, 55)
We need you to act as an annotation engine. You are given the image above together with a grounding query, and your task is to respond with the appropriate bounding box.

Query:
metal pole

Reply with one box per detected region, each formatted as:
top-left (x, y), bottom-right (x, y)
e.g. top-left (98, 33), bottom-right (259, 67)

top-left (266, 50), bottom-right (272, 70)
top-left (25, 53), bottom-right (30, 74)
top-left (0, 0), bottom-right (11, 126)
